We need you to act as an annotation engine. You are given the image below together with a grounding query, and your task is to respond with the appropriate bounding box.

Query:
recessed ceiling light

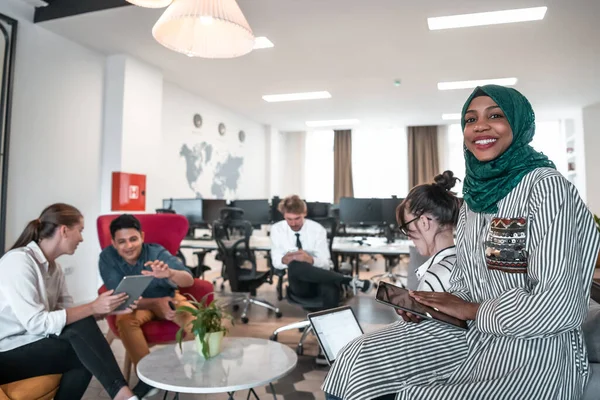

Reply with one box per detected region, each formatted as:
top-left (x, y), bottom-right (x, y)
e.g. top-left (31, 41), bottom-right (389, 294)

top-left (305, 119), bottom-right (360, 128)
top-left (442, 113), bottom-right (462, 120)
top-left (254, 36), bottom-right (274, 49)
top-left (437, 77), bottom-right (517, 91)
top-left (428, 6), bottom-right (547, 30)
top-left (262, 91), bottom-right (331, 103)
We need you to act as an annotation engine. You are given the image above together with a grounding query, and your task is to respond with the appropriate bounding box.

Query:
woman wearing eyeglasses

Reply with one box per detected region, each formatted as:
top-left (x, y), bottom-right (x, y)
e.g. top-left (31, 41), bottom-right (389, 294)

top-left (322, 171), bottom-right (462, 400)
top-left (323, 85), bottom-right (599, 400)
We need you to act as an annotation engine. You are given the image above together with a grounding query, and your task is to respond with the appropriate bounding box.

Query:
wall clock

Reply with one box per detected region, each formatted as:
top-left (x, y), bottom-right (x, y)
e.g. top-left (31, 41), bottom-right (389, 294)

top-left (193, 113), bottom-right (203, 128)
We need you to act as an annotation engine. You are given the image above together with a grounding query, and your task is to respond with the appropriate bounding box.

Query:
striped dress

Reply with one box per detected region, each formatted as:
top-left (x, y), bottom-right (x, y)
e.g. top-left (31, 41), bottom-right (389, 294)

top-left (322, 168), bottom-right (600, 400)
top-left (415, 246), bottom-right (456, 292)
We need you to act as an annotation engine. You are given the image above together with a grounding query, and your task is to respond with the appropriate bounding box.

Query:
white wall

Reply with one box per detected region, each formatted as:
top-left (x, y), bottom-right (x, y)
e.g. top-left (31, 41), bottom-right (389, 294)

top-left (156, 82), bottom-right (268, 207)
top-left (100, 55), bottom-right (164, 213)
top-left (1, 1), bottom-right (105, 303)
top-left (583, 102), bottom-right (600, 214)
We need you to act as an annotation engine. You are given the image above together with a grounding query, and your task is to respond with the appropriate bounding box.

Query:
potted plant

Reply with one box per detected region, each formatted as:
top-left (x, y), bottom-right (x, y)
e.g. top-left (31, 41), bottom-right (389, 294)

top-left (175, 293), bottom-right (233, 359)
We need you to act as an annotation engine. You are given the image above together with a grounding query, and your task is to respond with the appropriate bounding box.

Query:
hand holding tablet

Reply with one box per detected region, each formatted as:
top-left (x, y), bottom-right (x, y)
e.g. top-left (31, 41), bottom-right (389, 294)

top-left (375, 281), bottom-right (469, 330)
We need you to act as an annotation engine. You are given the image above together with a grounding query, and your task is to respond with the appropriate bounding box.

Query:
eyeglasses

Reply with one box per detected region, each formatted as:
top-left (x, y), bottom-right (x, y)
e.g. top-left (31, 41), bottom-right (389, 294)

top-left (398, 216), bottom-right (432, 236)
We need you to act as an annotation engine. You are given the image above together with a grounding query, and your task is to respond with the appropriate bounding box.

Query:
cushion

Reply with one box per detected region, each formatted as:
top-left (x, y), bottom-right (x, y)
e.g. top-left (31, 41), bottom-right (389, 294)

top-left (583, 300), bottom-right (600, 363)
top-left (0, 374), bottom-right (61, 400)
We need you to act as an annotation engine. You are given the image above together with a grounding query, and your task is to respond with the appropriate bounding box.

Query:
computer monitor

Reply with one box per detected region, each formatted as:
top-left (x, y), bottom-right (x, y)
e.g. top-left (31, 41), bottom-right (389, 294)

top-left (162, 198), bottom-right (203, 226)
top-left (381, 197), bottom-right (404, 226)
top-left (338, 198), bottom-right (383, 226)
top-left (202, 199), bottom-right (228, 226)
top-left (306, 202), bottom-right (331, 219)
top-left (230, 199), bottom-right (271, 227)
top-left (271, 197), bottom-right (284, 223)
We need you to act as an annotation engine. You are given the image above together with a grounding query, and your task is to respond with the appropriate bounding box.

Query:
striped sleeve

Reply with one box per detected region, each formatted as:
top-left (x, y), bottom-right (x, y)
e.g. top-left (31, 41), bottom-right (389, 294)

top-left (419, 256), bottom-right (455, 292)
top-left (449, 204), bottom-right (472, 302)
top-left (476, 175), bottom-right (599, 338)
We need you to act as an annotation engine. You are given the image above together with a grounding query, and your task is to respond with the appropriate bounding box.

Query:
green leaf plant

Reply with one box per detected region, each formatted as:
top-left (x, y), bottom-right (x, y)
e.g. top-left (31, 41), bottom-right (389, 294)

top-left (175, 292), bottom-right (234, 359)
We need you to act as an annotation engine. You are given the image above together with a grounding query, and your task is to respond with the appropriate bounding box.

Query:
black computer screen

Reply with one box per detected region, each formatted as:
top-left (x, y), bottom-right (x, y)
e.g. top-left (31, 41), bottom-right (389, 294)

top-left (339, 198), bottom-right (383, 225)
top-left (381, 198), bottom-right (404, 226)
top-left (306, 202), bottom-right (331, 219)
top-left (230, 199), bottom-right (271, 226)
top-left (271, 197), bottom-right (284, 222)
top-left (162, 198), bottom-right (203, 226)
top-left (202, 199), bottom-right (228, 225)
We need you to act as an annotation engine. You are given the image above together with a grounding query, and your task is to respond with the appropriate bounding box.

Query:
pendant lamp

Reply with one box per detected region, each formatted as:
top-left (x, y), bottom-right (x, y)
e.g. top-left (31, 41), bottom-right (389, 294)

top-left (152, 0), bottom-right (255, 58)
top-left (126, 0), bottom-right (173, 8)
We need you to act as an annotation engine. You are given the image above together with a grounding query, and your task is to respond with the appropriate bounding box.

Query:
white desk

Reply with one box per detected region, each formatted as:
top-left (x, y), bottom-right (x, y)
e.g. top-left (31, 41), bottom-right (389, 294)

top-left (181, 236), bottom-right (411, 255)
top-left (180, 236), bottom-right (271, 252)
top-left (333, 237), bottom-right (411, 256)
top-left (137, 338), bottom-right (297, 399)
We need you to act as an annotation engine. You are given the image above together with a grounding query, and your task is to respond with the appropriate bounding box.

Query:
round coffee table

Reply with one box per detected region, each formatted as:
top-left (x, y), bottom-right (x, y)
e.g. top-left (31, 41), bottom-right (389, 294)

top-left (137, 337), bottom-right (298, 399)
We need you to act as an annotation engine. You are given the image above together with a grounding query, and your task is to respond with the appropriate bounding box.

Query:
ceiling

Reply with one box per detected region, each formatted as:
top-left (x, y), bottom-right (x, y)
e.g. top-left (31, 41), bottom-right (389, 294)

top-left (40, 0), bottom-right (600, 131)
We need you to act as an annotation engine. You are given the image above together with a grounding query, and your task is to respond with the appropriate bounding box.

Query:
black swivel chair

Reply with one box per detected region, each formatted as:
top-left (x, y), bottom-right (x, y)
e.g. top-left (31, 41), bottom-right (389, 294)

top-left (270, 217), bottom-right (346, 356)
top-left (213, 218), bottom-right (282, 323)
top-left (274, 217), bottom-right (340, 301)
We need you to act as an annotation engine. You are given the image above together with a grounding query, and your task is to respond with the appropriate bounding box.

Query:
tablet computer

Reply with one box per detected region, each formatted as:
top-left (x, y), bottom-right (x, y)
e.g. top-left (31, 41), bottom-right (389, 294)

top-left (375, 281), bottom-right (468, 331)
top-left (307, 306), bottom-right (364, 365)
top-left (113, 275), bottom-right (153, 311)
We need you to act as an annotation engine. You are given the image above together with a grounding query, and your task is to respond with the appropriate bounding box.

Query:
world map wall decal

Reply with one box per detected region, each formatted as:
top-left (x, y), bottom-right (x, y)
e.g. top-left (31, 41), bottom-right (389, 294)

top-left (180, 142), bottom-right (244, 198)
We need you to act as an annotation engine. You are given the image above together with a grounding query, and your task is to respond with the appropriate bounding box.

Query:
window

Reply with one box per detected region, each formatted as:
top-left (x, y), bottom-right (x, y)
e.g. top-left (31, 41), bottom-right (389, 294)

top-left (439, 120), bottom-right (565, 197)
top-left (304, 130), bottom-right (334, 203)
top-left (439, 124), bottom-right (465, 196)
top-left (352, 128), bottom-right (408, 198)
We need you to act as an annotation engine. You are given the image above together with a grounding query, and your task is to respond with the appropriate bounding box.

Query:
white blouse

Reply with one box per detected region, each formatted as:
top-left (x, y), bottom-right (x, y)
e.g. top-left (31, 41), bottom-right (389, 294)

top-left (0, 241), bottom-right (73, 352)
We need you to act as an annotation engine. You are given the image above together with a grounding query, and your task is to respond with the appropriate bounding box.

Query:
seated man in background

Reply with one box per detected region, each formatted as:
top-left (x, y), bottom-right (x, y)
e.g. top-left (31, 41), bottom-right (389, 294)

top-left (99, 214), bottom-right (196, 398)
top-left (270, 195), bottom-right (372, 310)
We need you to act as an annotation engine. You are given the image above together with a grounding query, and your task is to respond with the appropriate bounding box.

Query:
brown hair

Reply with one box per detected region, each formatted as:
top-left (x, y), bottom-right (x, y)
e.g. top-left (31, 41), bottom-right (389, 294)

top-left (396, 171), bottom-right (461, 230)
top-left (278, 195), bottom-right (307, 215)
top-left (11, 203), bottom-right (83, 250)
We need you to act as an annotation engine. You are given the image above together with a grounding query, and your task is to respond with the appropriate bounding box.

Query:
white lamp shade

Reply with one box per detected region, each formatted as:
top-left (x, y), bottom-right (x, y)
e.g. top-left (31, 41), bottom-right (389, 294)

top-left (126, 0), bottom-right (173, 8)
top-left (152, 0), bottom-right (255, 58)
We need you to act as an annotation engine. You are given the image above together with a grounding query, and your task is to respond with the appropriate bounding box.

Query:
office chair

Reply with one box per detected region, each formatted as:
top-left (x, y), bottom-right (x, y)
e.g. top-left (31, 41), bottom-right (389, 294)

top-left (370, 255), bottom-right (408, 287)
top-left (0, 375), bottom-right (61, 400)
top-left (270, 279), bottom-right (347, 357)
top-left (213, 218), bottom-right (281, 323)
top-left (274, 217), bottom-right (341, 301)
top-left (96, 213), bottom-right (213, 379)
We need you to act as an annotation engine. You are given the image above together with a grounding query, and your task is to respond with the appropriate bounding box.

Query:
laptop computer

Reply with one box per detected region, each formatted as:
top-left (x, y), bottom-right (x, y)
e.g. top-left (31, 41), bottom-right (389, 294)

top-left (307, 306), bottom-right (364, 365)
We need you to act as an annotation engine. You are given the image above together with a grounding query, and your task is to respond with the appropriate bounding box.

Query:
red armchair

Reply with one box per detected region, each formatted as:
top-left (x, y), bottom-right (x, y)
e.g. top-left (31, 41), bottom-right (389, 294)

top-left (97, 213), bottom-right (213, 379)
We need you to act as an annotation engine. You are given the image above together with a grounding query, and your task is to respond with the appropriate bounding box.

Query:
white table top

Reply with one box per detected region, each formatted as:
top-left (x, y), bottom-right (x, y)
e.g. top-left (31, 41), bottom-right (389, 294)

top-left (136, 337), bottom-right (298, 394)
top-left (181, 236), bottom-right (271, 251)
top-left (181, 236), bottom-right (412, 255)
top-left (332, 237), bottom-right (412, 255)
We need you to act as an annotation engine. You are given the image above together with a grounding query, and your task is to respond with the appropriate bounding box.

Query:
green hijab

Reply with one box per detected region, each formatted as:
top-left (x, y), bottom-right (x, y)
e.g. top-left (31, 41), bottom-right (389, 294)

top-left (461, 85), bottom-right (555, 214)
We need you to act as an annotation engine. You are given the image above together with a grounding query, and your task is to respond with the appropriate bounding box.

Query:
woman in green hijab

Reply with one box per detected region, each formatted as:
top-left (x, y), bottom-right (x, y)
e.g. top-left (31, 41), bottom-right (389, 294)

top-left (323, 85), bottom-right (599, 400)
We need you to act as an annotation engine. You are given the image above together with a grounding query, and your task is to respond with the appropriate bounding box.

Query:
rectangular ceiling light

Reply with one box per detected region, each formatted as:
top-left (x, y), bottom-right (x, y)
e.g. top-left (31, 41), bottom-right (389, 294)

top-left (253, 36), bottom-right (274, 50)
top-left (442, 113), bottom-right (462, 120)
top-left (305, 119), bottom-right (360, 128)
top-left (437, 77), bottom-right (518, 91)
top-left (428, 6), bottom-right (547, 30)
top-left (262, 91), bottom-right (331, 103)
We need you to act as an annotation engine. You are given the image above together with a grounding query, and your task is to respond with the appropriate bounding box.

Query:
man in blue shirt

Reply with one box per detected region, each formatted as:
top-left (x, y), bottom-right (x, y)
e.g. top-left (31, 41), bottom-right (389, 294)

top-left (99, 214), bottom-right (196, 398)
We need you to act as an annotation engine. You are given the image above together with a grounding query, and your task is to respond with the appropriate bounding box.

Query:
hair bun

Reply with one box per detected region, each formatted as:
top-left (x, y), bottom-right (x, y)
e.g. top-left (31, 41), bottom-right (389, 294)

top-left (433, 170), bottom-right (459, 191)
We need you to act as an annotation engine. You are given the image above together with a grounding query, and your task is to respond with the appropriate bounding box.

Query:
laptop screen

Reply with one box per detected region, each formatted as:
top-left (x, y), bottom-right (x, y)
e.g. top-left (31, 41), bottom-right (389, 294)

top-left (308, 306), bottom-right (363, 364)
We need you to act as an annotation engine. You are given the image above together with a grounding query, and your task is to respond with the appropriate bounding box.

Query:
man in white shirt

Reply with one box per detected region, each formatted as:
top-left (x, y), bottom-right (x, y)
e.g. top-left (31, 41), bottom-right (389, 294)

top-left (270, 195), bottom-right (372, 309)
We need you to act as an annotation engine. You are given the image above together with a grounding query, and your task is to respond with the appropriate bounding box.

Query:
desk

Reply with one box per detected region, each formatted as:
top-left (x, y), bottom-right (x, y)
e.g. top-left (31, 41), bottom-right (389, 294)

top-left (137, 338), bottom-right (297, 399)
top-left (180, 236), bottom-right (271, 252)
top-left (181, 236), bottom-right (411, 254)
top-left (332, 237), bottom-right (411, 255)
